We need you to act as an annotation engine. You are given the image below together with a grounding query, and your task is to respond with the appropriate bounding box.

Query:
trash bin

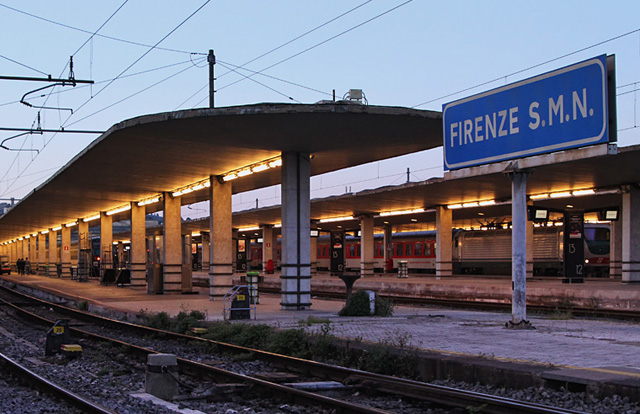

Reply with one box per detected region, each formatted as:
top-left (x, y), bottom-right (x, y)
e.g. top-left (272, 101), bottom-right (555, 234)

top-left (398, 260), bottom-right (408, 278)
top-left (265, 259), bottom-right (274, 274)
top-left (70, 266), bottom-right (78, 280)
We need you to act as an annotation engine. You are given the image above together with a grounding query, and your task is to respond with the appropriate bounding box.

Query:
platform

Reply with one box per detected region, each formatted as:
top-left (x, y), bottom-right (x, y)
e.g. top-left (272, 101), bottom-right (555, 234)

top-left (1, 272), bottom-right (639, 396)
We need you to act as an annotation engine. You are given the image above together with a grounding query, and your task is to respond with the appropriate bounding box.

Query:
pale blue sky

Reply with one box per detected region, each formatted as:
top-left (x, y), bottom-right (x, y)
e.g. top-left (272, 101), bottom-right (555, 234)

top-left (1, 1), bottom-right (639, 216)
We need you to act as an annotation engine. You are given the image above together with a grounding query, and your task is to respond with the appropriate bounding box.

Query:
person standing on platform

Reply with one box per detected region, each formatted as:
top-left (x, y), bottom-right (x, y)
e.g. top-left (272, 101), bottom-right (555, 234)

top-left (24, 258), bottom-right (31, 275)
top-left (16, 258), bottom-right (21, 275)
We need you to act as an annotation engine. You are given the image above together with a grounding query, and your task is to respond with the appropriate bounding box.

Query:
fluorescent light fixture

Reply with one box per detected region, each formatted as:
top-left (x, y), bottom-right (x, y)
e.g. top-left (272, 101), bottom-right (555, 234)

top-left (32, 233), bottom-right (38, 237)
top-left (52, 226), bottom-right (62, 231)
top-left (181, 187), bottom-right (194, 195)
top-left (550, 191), bottom-right (571, 198)
top-left (223, 173), bottom-right (238, 181)
top-left (65, 222), bottom-right (78, 227)
top-left (478, 200), bottom-right (496, 206)
top-left (554, 222), bottom-right (563, 226)
top-left (192, 184), bottom-right (204, 191)
top-left (379, 208), bottom-right (425, 217)
top-left (252, 164), bottom-right (269, 173)
top-left (191, 232), bottom-right (201, 237)
top-left (24, 235), bottom-right (30, 239)
top-left (172, 190), bottom-right (183, 197)
top-left (447, 204), bottom-right (463, 209)
top-left (238, 226), bottom-right (260, 232)
top-left (18, 237), bottom-right (23, 241)
top-left (268, 159), bottom-right (282, 168)
top-left (530, 194), bottom-right (549, 200)
top-left (83, 214), bottom-right (101, 222)
top-left (237, 169), bottom-right (253, 177)
top-left (318, 216), bottom-right (356, 223)
top-left (274, 223), bottom-right (282, 228)
top-left (41, 230), bottom-right (49, 234)
top-left (204, 181), bottom-right (211, 187)
top-left (462, 202), bottom-right (478, 208)
top-left (572, 189), bottom-right (595, 196)
top-left (106, 205), bottom-right (131, 216)
top-left (137, 197), bottom-right (160, 207)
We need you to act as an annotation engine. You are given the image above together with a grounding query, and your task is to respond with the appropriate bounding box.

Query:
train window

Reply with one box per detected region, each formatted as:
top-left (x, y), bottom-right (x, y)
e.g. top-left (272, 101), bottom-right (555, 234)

top-left (349, 244), bottom-right (356, 258)
top-left (317, 247), bottom-right (322, 258)
top-left (396, 243), bottom-right (403, 257)
top-left (405, 243), bottom-right (413, 257)
top-left (356, 244), bottom-right (361, 258)
top-left (584, 228), bottom-right (610, 255)
top-left (374, 244), bottom-right (382, 258)
top-left (415, 242), bottom-right (423, 257)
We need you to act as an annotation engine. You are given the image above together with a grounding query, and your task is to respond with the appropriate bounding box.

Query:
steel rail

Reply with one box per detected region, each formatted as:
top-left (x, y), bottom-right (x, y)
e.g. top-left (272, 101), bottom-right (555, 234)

top-left (0, 293), bottom-right (394, 414)
top-left (0, 351), bottom-right (118, 414)
top-left (0, 284), bottom-right (589, 414)
top-left (256, 286), bottom-right (640, 321)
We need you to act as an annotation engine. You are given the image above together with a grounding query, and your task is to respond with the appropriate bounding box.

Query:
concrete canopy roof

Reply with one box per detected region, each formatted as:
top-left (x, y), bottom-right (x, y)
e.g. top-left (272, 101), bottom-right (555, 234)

top-left (0, 103), bottom-right (442, 241)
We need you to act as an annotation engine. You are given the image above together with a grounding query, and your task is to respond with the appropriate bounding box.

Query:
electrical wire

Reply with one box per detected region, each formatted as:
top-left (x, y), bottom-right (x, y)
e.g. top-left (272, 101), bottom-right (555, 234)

top-left (215, 0), bottom-right (415, 95)
top-left (0, 3), bottom-right (206, 56)
top-left (0, 53), bottom-right (49, 76)
top-left (412, 27), bottom-right (640, 108)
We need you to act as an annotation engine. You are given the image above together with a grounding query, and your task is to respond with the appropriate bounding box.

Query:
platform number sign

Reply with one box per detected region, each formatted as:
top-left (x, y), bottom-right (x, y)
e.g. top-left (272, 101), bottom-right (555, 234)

top-left (563, 211), bottom-right (585, 283)
top-left (330, 230), bottom-right (345, 275)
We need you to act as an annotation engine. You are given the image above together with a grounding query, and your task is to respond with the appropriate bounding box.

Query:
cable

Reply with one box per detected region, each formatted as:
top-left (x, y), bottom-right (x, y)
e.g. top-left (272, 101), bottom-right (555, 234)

top-left (70, 0), bottom-right (129, 58)
top-left (0, 3), bottom-right (206, 56)
top-left (215, 0), bottom-right (415, 95)
top-left (412, 27), bottom-right (640, 108)
top-left (66, 0), bottom-right (211, 120)
top-left (65, 58), bottom-right (204, 127)
top-left (0, 53), bottom-right (49, 76)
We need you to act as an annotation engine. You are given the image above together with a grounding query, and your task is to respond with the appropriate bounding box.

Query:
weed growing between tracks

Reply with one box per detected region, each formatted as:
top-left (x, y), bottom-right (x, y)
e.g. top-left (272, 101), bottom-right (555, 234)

top-left (338, 290), bottom-right (394, 317)
top-left (138, 309), bottom-right (420, 380)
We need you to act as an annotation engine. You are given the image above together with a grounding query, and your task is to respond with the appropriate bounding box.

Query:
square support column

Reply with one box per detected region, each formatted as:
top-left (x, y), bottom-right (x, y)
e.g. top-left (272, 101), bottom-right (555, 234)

top-left (38, 233), bottom-right (47, 275)
top-left (49, 230), bottom-right (59, 276)
top-left (310, 224), bottom-right (318, 275)
top-left (209, 177), bottom-right (233, 300)
top-left (436, 206), bottom-right (453, 277)
top-left (622, 186), bottom-right (640, 283)
top-left (360, 215), bottom-right (375, 277)
top-left (526, 201), bottom-right (534, 279)
top-left (262, 226), bottom-right (276, 273)
top-left (100, 212), bottom-right (113, 278)
top-left (61, 226), bottom-right (71, 278)
top-left (163, 192), bottom-right (183, 294)
top-left (280, 152), bottom-right (311, 310)
top-left (383, 223), bottom-right (393, 273)
top-left (201, 231), bottom-right (210, 272)
top-left (610, 218), bottom-right (622, 279)
top-left (130, 203), bottom-right (147, 289)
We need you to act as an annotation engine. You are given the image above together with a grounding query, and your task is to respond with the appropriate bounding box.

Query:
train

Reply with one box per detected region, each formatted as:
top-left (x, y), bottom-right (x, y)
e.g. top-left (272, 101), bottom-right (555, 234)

top-left (246, 223), bottom-right (610, 278)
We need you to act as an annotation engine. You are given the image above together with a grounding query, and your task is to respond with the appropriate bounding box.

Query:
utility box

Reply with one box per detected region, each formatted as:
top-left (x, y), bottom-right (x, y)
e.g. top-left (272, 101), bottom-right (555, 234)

top-left (398, 260), bottom-right (409, 278)
top-left (230, 288), bottom-right (251, 320)
top-left (45, 320), bottom-right (71, 356)
top-left (146, 354), bottom-right (179, 401)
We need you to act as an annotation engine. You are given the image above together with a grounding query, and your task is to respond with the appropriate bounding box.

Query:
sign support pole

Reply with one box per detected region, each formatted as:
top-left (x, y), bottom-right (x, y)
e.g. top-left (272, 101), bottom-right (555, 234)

top-left (506, 167), bottom-right (534, 329)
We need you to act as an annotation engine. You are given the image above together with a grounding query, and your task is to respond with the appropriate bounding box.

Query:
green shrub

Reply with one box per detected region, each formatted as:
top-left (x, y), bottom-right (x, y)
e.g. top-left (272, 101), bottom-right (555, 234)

top-left (339, 291), bottom-right (394, 317)
top-left (146, 311), bottom-right (171, 330)
top-left (266, 328), bottom-right (310, 359)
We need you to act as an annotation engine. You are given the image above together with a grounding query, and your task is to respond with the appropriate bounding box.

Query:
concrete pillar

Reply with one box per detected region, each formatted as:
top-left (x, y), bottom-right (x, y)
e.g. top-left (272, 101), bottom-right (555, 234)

top-left (28, 237), bottom-right (35, 268)
top-left (622, 186), bottom-right (640, 283)
top-left (360, 215), bottom-right (375, 277)
top-left (38, 233), bottom-right (47, 275)
top-left (508, 171), bottom-right (529, 327)
top-left (526, 201), bottom-right (534, 279)
top-left (232, 230), bottom-right (238, 272)
top-left (262, 226), bottom-right (276, 273)
top-left (130, 203), bottom-right (147, 289)
top-left (310, 224), bottom-right (318, 275)
top-left (610, 217), bottom-right (622, 279)
top-left (49, 230), bottom-right (59, 276)
top-left (436, 206), bottom-right (453, 277)
top-left (61, 225), bottom-right (71, 278)
top-left (21, 239), bottom-right (27, 262)
top-left (209, 177), bottom-right (233, 300)
top-left (280, 152), bottom-right (311, 310)
top-left (100, 212), bottom-right (113, 273)
top-left (383, 223), bottom-right (393, 272)
top-left (201, 231), bottom-right (210, 273)
top-left (11, 241), bottom-right (17, 269)
top-left (163, 192), bottom-right (183, 294)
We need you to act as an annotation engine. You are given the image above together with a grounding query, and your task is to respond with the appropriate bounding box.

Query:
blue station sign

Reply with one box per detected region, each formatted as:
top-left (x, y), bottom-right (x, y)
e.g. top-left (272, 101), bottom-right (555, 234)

top-left (443, 55), bottom-right (609, 170)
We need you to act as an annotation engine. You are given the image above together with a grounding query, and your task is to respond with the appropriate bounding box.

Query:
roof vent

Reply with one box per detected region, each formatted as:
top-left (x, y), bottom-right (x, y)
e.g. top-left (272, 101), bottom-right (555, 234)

top-left (343, 89), bottom-right (368, 105)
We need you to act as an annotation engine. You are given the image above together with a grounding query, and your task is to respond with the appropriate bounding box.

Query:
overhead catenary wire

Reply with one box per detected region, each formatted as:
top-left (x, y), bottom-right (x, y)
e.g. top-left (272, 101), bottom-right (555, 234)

top-left (0, 53), bottom-right (49, 76)
top-left (412, 26), bottom-right (640, 108)
top-left (213, 0), bottom-right (415, 97)
top-left (0, 3), bottom-right (206, 56)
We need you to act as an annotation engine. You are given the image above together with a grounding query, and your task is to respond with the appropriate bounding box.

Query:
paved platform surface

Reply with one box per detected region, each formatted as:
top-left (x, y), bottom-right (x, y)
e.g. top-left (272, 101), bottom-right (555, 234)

top-left (1, 273), bottom-right (639, 383)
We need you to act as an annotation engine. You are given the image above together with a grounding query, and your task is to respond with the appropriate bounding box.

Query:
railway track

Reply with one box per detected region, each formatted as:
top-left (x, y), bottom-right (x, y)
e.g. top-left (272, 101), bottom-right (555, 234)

top-left (254, 285), bottom-right (640, 321)
top-left (0, 351), bottom-right (117, 414)
top-left (0, 283), bottom-right (588, 414)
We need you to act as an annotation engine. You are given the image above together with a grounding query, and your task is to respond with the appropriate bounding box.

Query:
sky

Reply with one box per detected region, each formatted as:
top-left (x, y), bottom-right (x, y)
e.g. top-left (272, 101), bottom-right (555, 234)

top-left (1, 1), bottom-right (639, 218)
